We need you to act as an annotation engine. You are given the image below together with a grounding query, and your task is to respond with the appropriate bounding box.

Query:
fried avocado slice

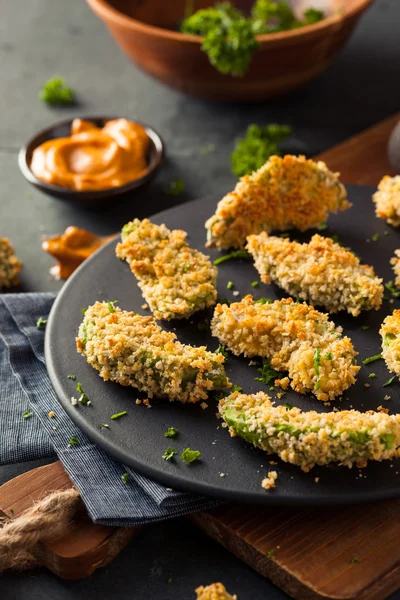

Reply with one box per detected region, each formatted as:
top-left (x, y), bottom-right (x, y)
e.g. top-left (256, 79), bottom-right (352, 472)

top-left (380, 310), bottom-right (400, 380)
top-left (373, 175), bottom-right (400, 226)
top-left (247, 232), bottom-right (383, 316)
top-left (116, 219), bottom-right (217, 320)
top-left (220, 392), bottom-right (400, 472)
top-left (196, 583), bottom-right (237, 600)
top-left (205, 155), bottom-right (349, 249)
top-left (76, 302), bottom-right (229, 403)
top-left (0, 237), bottom-right (22, 289)
top-left (211, 296), bottom-right (359, 401)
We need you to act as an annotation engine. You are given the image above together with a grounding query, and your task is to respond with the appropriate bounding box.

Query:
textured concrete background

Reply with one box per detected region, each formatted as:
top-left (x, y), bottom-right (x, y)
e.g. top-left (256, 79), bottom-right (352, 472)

top-left (1, 0), bottom-right (400, 598)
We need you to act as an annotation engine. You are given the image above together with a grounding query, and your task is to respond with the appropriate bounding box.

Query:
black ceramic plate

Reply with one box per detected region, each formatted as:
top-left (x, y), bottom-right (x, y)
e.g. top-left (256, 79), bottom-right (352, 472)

top-left (46, 185), bottom-right (400, 506)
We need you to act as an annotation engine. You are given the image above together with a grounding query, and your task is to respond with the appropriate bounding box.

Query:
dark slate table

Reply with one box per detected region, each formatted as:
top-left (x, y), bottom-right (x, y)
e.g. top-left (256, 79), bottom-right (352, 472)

top-left (1, 0), bottom-right (399, 598)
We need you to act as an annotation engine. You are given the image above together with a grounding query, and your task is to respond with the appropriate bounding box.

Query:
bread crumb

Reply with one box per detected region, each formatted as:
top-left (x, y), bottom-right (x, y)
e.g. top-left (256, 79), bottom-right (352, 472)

top-left (135, 399), bottom-right (142, 405)
top-left (200, 402), bottom-right (208, 410)
top-left (314, 477), bottom-right (319, 483)
top-left (384, 395), bottom-right (391, 401)
top-left (364, 383), bottom-right (370, 388)
top-left (143, 398), bottom-right (152, 408)
top-left (275, 377), bottom-right (289, 390)
top-left (269, 460), bottom-right (277, 465)
top-left (71, 396), bottom-right (78, 406)
top-left (377, 405), bottom-right (389, 414)
top-left (141, 303), bottom-right (149, 309)
top-left (220, 473), bottom-right (225, 477)
top-left (48, 411), bottom-right (55, 418)
top-left (166, 487), bottom-right (173, 492)
top-left (232, 291), bottom-right (240, 297)
top-left (261, 471), bottom-right (278, 490)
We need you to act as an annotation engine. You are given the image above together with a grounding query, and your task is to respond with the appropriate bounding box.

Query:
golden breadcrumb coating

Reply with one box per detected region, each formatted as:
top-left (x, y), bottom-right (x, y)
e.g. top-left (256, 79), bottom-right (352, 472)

top-left (76, 302), bottom-right (229, 403)
top-left (211, 296), bottom-right (359, 401)
top-left (220, 392), bottom-right (400, 472)
top-left (247, 232), bottom-right (383, 316)
top-left (0, 237), bottom-right (21, 289)
top-left (373, 175), bottom-right (400, 226)
top-left (380, 309), bottom-right (400, 380)
top-left (116, 219), bottom-right (217, 320)
top-left (391, 249), bottom-right (400, 287)
top-left (205, 155), bottom-right (349, 249)
top-left (261, 471), bottom-right (278, 490)
top-left (196, 583), bottom-right (237, 600)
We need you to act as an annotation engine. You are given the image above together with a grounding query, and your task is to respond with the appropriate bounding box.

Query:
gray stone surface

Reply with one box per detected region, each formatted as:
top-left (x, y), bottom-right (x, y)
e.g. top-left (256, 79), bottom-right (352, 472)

top-left (1, 0), bottom-right (400, 597)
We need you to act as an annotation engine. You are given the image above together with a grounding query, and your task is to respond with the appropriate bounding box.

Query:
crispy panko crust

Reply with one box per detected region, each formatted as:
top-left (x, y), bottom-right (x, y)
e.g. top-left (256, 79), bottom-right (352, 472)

top-left (247, 232), bottom-right (383, 316)
top-left (211, 296), bottom-right (359, 401)
top-left (205, 155), bottom-right (349, 249)
top-left (391, 249), bottom-right (400, 287)
top-left (220, 392), bottom-right (400, 472)
top-left (196, 583), bottom-right (237, 600)
top-left (373, 175), bottom-right (400, 226)
top-left (380, 309), bottom-right (400, 379)
top-left (76, 302), bottom-right (229, 403)
top-left (116, 219), bottom-right (217, 320)
top-left (0, 237), bottom-right (21, 289)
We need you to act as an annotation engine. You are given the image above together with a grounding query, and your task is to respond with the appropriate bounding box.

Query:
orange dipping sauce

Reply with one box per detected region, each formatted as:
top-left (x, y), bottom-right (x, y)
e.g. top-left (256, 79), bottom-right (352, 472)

top-left (31, 118), bottom-right (150, 191)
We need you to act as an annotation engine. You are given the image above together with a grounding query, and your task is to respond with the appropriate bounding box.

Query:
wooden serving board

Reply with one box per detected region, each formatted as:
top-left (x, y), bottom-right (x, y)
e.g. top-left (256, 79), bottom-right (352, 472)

top-left (0, 112), bottom-right (399, 595)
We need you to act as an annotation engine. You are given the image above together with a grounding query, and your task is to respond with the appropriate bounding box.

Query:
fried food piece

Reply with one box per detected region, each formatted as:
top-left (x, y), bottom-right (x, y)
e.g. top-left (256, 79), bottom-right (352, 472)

top-left (220, 391), bottom-right (400, 471)
top-left (380, 309), bottom-right (400, 379)
top-left (116, 219), bottom-right (217, 320)
top-left (76, 302), bottom-right (229, 403)
top-left (211, 296), bottom-right (359, 401)
top-left (205, 155), bottom-right (349, 249)
top-left (0, 237), bottom-right (22, 289)
top-left (390, 250), bottom-right (400, 287)
top-left (247, 232), bottom-right (383, 316)
top-left (196, 583), bottom-right (237, 600)
top-left (373, 175), bottom-right (400, 226)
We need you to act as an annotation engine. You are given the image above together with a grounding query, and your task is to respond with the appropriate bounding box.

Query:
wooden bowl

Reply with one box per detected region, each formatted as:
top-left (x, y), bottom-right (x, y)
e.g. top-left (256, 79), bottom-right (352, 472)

top-left (86, 0), bottom-right (373, 102)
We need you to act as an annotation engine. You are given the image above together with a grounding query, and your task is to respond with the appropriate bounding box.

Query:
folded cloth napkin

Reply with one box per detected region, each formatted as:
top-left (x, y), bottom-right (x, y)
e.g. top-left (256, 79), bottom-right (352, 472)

top-left (0, 293), bottom-right (221, 525)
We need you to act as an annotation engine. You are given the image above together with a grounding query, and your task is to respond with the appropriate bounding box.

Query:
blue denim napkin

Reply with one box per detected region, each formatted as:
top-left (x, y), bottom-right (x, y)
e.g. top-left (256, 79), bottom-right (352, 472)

top-left (0, 293), bottom-right (220, 525)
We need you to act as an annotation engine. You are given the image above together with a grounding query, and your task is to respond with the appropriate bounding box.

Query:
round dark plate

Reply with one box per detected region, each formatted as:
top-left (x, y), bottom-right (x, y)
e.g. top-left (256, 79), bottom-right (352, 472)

top-left (18, 115), bottom-right (164, 206)
top-left (45, 185), bottom-right (400, 505)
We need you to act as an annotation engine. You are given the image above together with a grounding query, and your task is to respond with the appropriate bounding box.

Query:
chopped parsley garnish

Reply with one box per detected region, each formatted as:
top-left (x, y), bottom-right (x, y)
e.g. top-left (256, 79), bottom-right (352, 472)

top-left (162, 447), bottom-right (177, 461)
top-left (182, 262), bottom-right (191, 272)
top-left (255, 359), bottom-right (280, 386)
top-left (368, 373), bottom-right (376, 379)
top-left (385, 280), bottom-right (400, 299)
top-left (36, 317), bottom-right (47, 329)
top-left (40, 77), bottom-right (74, 105)
top-left (218, 297), bottom-right (231, 306)
top-left (231, 384), bottom-right (243, 392)
top-left (197, 322), bottom-right (209, 331)
top-left (164, 178), bottom-right (184, 196)
top-left (266, 550), bottom-right (275, 559)
top-left (76, 382), bottom-right (91, 406)
top-left (361, 325), bottom-right (369, 330)
top-left (324, 352), bottom-right (332, 360)
top-left (383, 375), bottom-right (396, 387)
top-left (269, 386), bottom-right (274, 391)
top-left (371, 233), bottom-right (379, 242)
top-left (255, 297), bottom-right (272, 304)
top-left (121, 472), bottom-right (129, 484)
top-left (384, 333), bottom-right (396, 346)
top-left (81, 307), bottom-right (87, 315)
top-left (110, 411), bottom-right (127, 420)
top-left (213, 249), bottom-right (251, 266)
top-left (280, 232), bottom-right (290, 238)
top-left (164, 427), bottom-right (179, 438)
top-left (317, 223), bottom-right (327, 231)
top-left (67, 374), bottom-right (76, 380)
top-left (313, 348), bottom-right (321, 390)
top-left (22, 410), bottom-right (33, 419)
top-left (331, 234), bottom-right (341, 245)
top-left (107, 300), bottom-right (118, 313)
top-left (68, 435), bottom-right (79, 448)
top-left (167, 577), bottom-right (173, 584)
top-left (350, 557), bottom-right (360, 564)
top-left (100, 423), bottom-right (110, 429)
top-left (362, 354), bottom-right (382, 365)
top-left (303, 8), bottom-right (324, 24)
top-left (251, 281), bottom-right (259, 288)
top-left (231, 123), bottom-right (292, 176)
top-left (284, 402), bottom-right (293, 410)
top-left (180, 448), bottom-right (201, 463)
top-left (215, 344), bottom-right (228, 358)
top-left (227, 281), bottom-right (234, 290)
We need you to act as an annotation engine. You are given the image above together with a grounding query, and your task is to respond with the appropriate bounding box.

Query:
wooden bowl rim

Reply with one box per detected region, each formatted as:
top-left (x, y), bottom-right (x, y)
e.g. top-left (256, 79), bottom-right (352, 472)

top-left (86, 0), bottom-right (373, 43)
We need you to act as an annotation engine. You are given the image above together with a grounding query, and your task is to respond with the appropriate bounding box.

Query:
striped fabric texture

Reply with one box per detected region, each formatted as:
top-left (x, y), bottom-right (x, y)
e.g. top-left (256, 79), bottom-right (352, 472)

top-left (0, 293), bottom-right (220, 525)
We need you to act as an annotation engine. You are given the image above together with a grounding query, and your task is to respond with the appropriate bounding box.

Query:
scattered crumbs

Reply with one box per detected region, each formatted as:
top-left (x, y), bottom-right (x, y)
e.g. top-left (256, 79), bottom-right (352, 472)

top-left (390, 299), bottom-right (394, 304)
top-left (368, 373), bottom-right (376, 379)
top-left (200, 402), bottom-right (208, 410)
top-left (52, 426), bottom-right (57, 430)
top-left (232, 290), bottom-right (240, 297)
top-left (219, 473), bottom-right (225, 478)
top-left (314, 477), bottom-right (319, 483)
top-left (141, 303), bottom-right (149, 309)
top-left (261, 471), bottom-right (278, 490)
top-left (371, 233), bottom-right (379, 242)
top-left (333, 406), bottom-right (339, 412)
top-left (143, 399), bottom-right (152, 408)
top-left (350, 557), bottom-right (360, 564)
top-left (324, 401), bottom-right (331, 407)
top-left (212, 441), bottom-right (216, 445)
top-left (384, 395), bottom-right (391, 401)
top-left (266, 550), bottom-right (275, 559)
top-left (221, 422), bottom-right (228, 428)
top-left (277, 392), bottom-right (285, 399)
top-left (364, 383), bottom-right (370, 388)
top-left (22, 410), bottom-right (33, 419)
top-left (67, 374), bottom-right (76, 380)
top-left (48, 411), bottom-right (55, 418)
top-left (166, 488), bottom-right (173, 492)
top-left (269, 461), bottom-right (277, 465)
top-left (136, 399), bottom-right (142, 405)
top-left (71, 396), bottom-right (78, 406)
top-left (276, 377), bottom-right (289, 390)
top-left (215, 411), bottom-right (221, 418)
top-left (377, 405), bottom-right (389, 414)
top-left (121, 473), bottom-right (129, 484)
top-left (100, 423), bottom-right (110, 429)
top-left (248, 360), bottom-right (257, 366)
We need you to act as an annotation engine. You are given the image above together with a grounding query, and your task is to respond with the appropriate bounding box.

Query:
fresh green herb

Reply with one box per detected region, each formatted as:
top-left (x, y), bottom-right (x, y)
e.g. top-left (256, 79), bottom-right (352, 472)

top-left (67, 374), bottom-right (76, 380)
top-left (350, 557), bottom-right (360, 564)
top-left (167, 577), bottom-right (173, 584)
top-left (215, 344), bottom-right (228, 358)
top-left (255, 359), bottom-right (280, 386)
top-left (81, 307), bottom-right (87, 315)
top-left (362, 354), bottom-right (382, 365)
top-left (68, 435), bottom-right (79, 448)
top-left (76, 382), bottom-right (91, 406)
top-left (383, 375), bottom-right (396, 387)
top-left (36, 317), bottom-right (47, 329)
top-left (317, 223), bottom-right (327, 231)
top-left (255, 297), bottom-right (272, 304)
top-left (313, 348), bottom-right (321, 390)
top-left (368, 373), bottom-right (376, 379)
top-left (231, 123), bottom-right (292, 176)
top-left (231, 384), bottom-right (243, 392)
top-left (227, 281), bottom-right (234, 290)
top-left (251, 281), bottom-right (259, 288)
top-left (280, 232), bottom-right (290, 238)
top-left (331, 234), bottom-right (341, 245)
top-left (163, 447), bottom-right (177, 461)
top-left (371, 233), bottom-right (379, 242)
top-left (323, 352), bottom-right (332, 360)
top-left (40, 77), bottom-right (74, 105)
top-left (213, 249), bottom-right (251, 265)
top-left (182, 262), bottom-right (191, 272)
top-left (107, 300), bottom-right (118, 313)
top-left (384, 231), bottom-right (390, 236)
top-left (9, 508), bottom-right (14, 515)
top-left (269, 386), bottom-right (274, 391)
top-left (303, 8), bottom-right (324, 24)
top-left (362, 325), bottom-right (369, 331)
top-left (22, 410), bottom-right (33, 419)
top-left (284, 402), bottom-right (293, 410)
top-left (164, 427), bottom-right (179, 438)
top-left (197, 322), bottom-right (209, 331)
top-left (385, 280), bottom-right (400, 299)
top-left (110, 411), bottom-right (127, 420)
top-left (164, 178), bottom-right (185, 196)
top-left (200, 143), bottom-right (216, 155)
top-left (266, 549), bottom-right (275, 559)
top-left (180, 448), bottom-right (201, 463)
top-left (100, 423), bottom-right (110, 429)
top-left (121, 473), bottom-right (129, 484)
top-left (385, 333), bottom-right (396, 346)
top-left (218, 297), bottom-right (231, 306)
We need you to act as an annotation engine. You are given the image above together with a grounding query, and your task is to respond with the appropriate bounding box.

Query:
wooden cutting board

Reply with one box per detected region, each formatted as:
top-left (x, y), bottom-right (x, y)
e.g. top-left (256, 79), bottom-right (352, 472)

top-left (0, 112), bottom-right (399, 597)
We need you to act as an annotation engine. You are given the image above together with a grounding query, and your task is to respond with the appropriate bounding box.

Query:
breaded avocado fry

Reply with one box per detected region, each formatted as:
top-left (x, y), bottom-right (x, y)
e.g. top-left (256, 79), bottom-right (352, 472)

top-left (0, 237), bottom-right (21, 289)
top-left (76, 302), bottom-right (229, 403)
top-left (380, 309), bottom-right (400, 380)
top-left (211, 296), bottom-right (359, 401)
top-left (247, 232), bottom-right (383, 316)
top-left (205, 155), bottom-right (349, 249)
top-left (116, 219), bottom-right (217, 320)
top-left (373, 175), bottom-right (400, 226)
top-left (219, 392), bottom-right (400, 471)
top-left (196, 583), bottom-right (237, 600)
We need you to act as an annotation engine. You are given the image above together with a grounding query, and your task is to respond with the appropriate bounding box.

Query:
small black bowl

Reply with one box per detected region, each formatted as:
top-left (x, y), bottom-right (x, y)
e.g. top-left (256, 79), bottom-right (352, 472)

top-left (18, 116), bottom-right (164, 207)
